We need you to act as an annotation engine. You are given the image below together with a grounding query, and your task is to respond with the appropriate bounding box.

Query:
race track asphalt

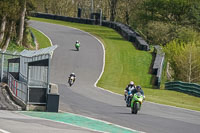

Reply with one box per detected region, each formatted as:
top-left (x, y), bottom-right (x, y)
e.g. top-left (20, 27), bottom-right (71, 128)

top-left (30, 20), bottom-right (200, 133)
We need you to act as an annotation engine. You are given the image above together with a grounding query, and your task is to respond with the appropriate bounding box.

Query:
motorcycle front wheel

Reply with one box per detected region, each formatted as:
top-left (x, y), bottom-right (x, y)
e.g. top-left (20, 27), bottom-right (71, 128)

top-left (131, 102), bottom-right (138, 114)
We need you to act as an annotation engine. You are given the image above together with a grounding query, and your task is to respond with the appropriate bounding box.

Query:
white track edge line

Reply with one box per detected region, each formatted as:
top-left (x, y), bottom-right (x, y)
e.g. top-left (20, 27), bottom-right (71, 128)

top-left (0, 129), bottom-right (11, 133)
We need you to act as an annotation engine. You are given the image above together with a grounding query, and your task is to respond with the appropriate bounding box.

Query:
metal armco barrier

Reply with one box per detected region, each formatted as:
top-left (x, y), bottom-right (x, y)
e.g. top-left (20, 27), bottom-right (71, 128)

top-left (153, 45), bottom-right (165, 88)
top-left (165, 81), bottom-right (200, 97)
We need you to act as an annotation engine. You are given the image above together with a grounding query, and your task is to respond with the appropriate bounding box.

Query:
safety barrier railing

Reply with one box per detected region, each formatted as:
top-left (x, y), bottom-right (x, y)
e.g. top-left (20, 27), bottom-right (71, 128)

top-left (8, 73), bottom-right (27, 102)
top-left (165, 81), bottom-right (200, 97)
top-left (153, 45), bottom-right (165, 88)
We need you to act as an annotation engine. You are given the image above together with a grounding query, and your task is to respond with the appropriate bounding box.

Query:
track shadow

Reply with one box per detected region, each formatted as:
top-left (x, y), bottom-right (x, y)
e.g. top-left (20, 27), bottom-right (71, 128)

top-left (116, 112), bottom-right (132, 115)
top-left (112, 105), bottom-right (126, 108)
top-left (69, 49), bottom-right (78, 51)
top-left (116, 112), bottom-right (145, 116)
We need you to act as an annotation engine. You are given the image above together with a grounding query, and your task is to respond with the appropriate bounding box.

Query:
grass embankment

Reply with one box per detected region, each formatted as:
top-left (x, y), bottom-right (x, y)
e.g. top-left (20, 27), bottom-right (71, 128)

top-left (30, 27), bottom-right (51, 48)
top-left (30, 17), bottom-right (200, 111)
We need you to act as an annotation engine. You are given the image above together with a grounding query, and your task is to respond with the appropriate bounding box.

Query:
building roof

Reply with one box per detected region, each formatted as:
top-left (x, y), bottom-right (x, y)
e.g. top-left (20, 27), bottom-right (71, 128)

top-left (20, 45), bottom-right (57, 57)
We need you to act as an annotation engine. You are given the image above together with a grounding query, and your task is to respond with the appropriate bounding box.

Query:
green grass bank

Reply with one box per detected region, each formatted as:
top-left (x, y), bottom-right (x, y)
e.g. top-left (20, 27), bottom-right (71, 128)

top-left (30, 27), bottom-right (51, 48)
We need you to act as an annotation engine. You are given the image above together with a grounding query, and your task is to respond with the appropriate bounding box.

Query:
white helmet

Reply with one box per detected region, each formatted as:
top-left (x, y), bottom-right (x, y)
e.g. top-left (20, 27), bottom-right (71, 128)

top-left (76, 40), bottom-right (79, 43)
top-left (130, 81), bottom-right (134, 85)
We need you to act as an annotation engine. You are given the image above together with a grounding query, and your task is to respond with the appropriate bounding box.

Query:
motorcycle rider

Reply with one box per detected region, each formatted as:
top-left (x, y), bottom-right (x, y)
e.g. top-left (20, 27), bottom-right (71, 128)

top-left (75, 40), bottom-right (80, 50)
top-left (75, 40), bottom-right (80, 45)
top-left (69, 72), bottom-right (76, 82)
top-left (131, 85), bottom-right (145, 99)
top-left (124, 81), bottom-right (136, 101)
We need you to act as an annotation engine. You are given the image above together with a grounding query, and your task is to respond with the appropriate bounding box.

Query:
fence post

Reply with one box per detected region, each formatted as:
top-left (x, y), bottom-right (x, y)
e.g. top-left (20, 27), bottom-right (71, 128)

top-left (1, 52), bottom-right (4, 81)
top-left (16, 81), bottom-right (18, 96)
top-left (27, 66), bottom-right (30, 104)
top-left (47, 55), bottom-right (50, 94)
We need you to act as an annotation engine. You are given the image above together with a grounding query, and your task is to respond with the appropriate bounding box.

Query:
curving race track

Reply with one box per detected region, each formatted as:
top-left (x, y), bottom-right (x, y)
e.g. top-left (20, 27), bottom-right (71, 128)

top-left (30, 20), bottom-right (200, 133)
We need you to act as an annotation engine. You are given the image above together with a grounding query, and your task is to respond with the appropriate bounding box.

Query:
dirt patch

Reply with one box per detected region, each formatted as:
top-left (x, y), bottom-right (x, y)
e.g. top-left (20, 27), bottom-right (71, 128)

top-left (0, 84), bottom-right (22, 111)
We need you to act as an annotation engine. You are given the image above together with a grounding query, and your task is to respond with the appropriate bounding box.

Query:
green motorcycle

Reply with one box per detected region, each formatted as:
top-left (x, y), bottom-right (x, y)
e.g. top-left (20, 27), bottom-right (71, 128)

top-left (131, 92), bottom-right (144, 114)
top-left (75, 43), bottom-right (80, 51)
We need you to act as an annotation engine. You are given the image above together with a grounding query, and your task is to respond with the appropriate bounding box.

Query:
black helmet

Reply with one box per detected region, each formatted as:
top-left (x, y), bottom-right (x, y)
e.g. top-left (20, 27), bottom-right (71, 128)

top-left (136, 85), bottom-right (141, 90)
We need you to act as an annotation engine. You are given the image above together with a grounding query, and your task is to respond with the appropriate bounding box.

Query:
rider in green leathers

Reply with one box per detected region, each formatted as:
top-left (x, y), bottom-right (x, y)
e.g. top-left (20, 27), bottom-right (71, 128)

top-left (75, 40), bottom-right (80, 51)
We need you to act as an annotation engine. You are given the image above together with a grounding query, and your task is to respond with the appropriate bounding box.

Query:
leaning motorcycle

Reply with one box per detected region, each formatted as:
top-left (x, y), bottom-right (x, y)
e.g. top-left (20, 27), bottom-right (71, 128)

top-left (68, 76), bottom-right (75, 86)
top-left (75, 43), bottom-right (80, 51)
top-left (131, 92), bottom-right (144, 114)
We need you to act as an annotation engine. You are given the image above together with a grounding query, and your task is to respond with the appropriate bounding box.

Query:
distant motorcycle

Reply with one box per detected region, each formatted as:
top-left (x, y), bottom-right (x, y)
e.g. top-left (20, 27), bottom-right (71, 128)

top-left (75, 43), bottom-right (80, 51)
top-left (131, 92), bottom-right (144, 114)
top-left (68, 76), bottom-right (75, 86)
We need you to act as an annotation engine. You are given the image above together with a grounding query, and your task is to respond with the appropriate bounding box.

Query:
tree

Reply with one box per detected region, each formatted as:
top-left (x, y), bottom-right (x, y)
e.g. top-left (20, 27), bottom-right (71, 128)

top-left (17, 0), bottom-right (26, 46)
top-left (0, 15), bottom-right (6, 45)
top-left (0, 0), bottom-right (20, 50)
top-left (174, 44), bottom-right (200, 83)
top-left (176, 27), bottom-right (200, 45)
top-left (2, 21), bottom-right (14, 50)
top-left (115, 0), bottom-right (142, 25)
top-left (187, 1), bottom-right (200, 30)
top-left (108, 0), bottom-right (118, 21)
top-left (146, 21), bottom-right (176, 45)
top-left (0, 0), bottom-right (9, 45)
top-left (164, 40), bottom-right (200, 83)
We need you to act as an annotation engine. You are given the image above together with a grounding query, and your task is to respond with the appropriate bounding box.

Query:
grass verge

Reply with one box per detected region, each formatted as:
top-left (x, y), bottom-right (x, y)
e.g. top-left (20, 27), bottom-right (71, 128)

top-left (30, 17), bottom-right (200, 111)
top-left (29, 27), bottom-right (51, 48)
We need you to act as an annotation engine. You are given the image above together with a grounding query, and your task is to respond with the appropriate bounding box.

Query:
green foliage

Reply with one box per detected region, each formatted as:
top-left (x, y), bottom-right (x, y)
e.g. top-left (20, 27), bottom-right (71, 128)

top-left (22, 27), bottom-right (34, 48)
top-left (0, 0), bottom-right (37, 50)
top-left (177, 27), bottom-right (200, 45)
top-left (187, 1), bottom-right (200, 29)
top-left (132, 0), bottom-right (200, 46)
top-left (164, 40), bottom-right (200, 83)
top-left (146, 21), bottom-right (176, 45)
top-left (0, 0), bottom-right (20, 21)
top-left (7, 41), bottom-right (26, 52)
top-left (142, 0), bottom-right (192, 24)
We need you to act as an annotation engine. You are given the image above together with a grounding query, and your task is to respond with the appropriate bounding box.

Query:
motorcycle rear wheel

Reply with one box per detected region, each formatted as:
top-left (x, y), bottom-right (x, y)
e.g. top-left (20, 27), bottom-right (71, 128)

top-left (68, 79), bottom-right (73, 86)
